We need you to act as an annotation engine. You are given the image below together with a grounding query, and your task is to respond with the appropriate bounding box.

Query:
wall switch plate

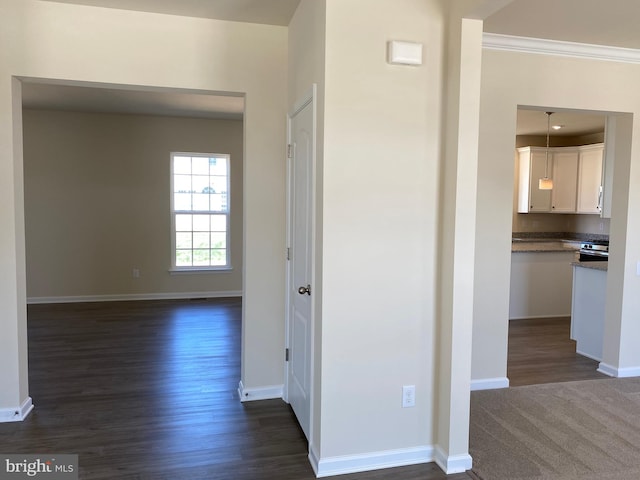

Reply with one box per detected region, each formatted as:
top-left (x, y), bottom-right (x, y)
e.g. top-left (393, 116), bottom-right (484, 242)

top-left (402, 385), bottom-right (416, 408)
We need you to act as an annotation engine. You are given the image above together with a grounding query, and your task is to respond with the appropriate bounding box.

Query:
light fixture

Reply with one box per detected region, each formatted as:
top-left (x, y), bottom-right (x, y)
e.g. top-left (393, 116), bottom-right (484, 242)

top-left (539, 112), bottom-right (554, 190)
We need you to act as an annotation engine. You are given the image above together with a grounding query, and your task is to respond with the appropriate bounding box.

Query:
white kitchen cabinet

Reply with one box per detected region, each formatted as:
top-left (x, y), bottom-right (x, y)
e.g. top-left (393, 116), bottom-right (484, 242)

top-left (551, 148), bottom-right (579, 213)
top-left (517, 147), bottom-right (552, 213)
top-left (517, 143), bottom-right (603, 214)
top-left (576, 143), bottom-right (604, 214)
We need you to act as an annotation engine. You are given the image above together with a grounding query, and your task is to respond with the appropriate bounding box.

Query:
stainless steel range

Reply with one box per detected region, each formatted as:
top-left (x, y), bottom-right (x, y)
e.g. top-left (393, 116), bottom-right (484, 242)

top-left (579, 240), bottom-right (609, 261)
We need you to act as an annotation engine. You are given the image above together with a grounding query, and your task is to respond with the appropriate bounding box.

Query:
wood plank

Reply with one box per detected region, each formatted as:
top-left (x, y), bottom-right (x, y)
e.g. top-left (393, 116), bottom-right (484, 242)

top-left (507, 317), bottom-right (608, 387)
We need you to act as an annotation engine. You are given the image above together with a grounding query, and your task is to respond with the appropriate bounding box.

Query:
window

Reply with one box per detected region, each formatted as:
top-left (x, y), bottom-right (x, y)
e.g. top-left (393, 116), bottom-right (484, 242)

top-left (170, 152), bottom-right (230, 270)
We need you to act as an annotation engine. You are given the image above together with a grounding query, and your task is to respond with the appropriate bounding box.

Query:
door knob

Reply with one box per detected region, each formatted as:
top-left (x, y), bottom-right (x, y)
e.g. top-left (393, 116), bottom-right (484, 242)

top-left (298, 285), bottom-right (311, 296)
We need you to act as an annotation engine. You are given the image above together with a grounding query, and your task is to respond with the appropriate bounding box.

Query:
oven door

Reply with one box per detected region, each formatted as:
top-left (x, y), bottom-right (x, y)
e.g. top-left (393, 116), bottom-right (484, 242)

top-left (579, 250), bottom-right (608, 262)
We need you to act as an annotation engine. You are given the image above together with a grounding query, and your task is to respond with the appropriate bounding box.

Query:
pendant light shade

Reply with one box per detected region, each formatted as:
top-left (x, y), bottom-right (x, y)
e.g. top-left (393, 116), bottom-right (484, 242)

top-left (539, 177), bottom-right (554, 190)
top-left (539, 111), bottom-right (554, 190)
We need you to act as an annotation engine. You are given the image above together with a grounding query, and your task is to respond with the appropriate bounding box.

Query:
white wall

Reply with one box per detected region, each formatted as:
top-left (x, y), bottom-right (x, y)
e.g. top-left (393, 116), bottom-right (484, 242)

top-left (0, 0), bottom-right (287, 414)
top-left (473, 46), bottom-right (640, 383)
top-left (23, 110), bottom-right (243, 301)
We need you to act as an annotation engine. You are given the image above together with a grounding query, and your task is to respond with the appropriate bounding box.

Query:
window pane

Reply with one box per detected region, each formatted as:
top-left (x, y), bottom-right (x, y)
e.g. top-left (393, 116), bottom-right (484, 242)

top-left (210, 194), bottom-right (227, 211)
top-left (174, 193), bottom-right (191, 211)
top-left (173, 156), bottom-right (191, 175)
top-left (211, 249), bottom-right (226, 265)
top-left (192, 157), bottom-right (209, 175)
top-left (193, 249), bottom-right (210, 266)
top-left (173, 175), bottom-right (192, 193)
top-left (193, 215), bottom-right (210, 231)
top-left (192, 194), bottom-right (209, 211)
top-left (210, 158), bottom-right (227, 176)
top-left (211, 232), bottom-right (226, 248)
top-left (193, 232), bottom-right (210, 248)
top-left (211, 215), bottom-right (226, 232)
top-left (192, 175), bottom-right (210, 194)
top-left (175, 214), bottom-right (192, 231)
top-left (176, 250), bottom-right (192, 266)
top-left (176, 232), bottom-right (192, 249)
top-left (211, 176), bottom-right (227, 194)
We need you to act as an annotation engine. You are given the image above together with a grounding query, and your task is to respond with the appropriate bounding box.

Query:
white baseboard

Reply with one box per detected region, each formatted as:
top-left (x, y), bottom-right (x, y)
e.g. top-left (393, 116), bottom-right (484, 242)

top-left (509, 314), bottom-right (570, 320)
top-left (470, 377), bottom-right (510, 391)
top-left (0, 397), bottom-right (34, 423)
top-left (434, 445), bottom-right (473, 474)
top-left (27, 290), bottom-right (242, 305)
top-left (576, 349), bottom-right (602, 362)
top-left (598, 362), bottom-right (640, 378)
top-left (312, 445), bottom-right (434, 478)
top-left (237, 380), bottom-right (283, 402)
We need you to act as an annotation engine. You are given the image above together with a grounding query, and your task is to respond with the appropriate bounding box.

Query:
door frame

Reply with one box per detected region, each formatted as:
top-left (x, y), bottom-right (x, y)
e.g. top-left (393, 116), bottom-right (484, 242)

top-left (284, 84), bottom-right (317, 442)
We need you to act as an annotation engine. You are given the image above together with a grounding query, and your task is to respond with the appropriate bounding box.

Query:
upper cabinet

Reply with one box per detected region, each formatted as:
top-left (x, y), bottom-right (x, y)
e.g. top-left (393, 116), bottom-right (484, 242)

top-left (517, 143), bottom-right (604, 215)
top-left (551, 148), bottom-right (579, 213)
top-left (576, 144), bottom-right (604, 214)
top-left (517, 147), bottom-right (551, 213)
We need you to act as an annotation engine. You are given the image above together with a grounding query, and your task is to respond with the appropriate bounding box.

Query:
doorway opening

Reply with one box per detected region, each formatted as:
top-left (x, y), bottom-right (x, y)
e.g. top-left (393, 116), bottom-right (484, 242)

top-left (20, 78), bottom-right (247, 406)
top-left (508, 106), bottom-right (613, 387)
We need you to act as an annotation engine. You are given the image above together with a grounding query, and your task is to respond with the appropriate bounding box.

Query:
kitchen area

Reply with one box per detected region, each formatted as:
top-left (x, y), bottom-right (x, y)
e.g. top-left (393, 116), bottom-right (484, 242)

top-left (510, 108), bottom-right (611, 368)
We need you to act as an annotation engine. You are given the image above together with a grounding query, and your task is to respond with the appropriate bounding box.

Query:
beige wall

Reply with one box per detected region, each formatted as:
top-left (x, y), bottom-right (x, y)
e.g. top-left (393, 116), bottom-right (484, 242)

top-left (290, 0), bottom-right (487, 473)
top-left (473, 46), bottom-right (640, 383)
top-left (23, 109), bottom-right (243, 300)
top-left (0, 0), bottom-right (286, 412)
top-left (320, 0), bottom-right (444, 463)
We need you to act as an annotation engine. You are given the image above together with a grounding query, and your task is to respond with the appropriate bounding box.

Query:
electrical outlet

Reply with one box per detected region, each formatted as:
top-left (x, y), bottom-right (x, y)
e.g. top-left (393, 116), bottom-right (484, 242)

top-left (402, 385), bottom-right (416, 408)
top-left (132, 268), bottom-right (140, 278)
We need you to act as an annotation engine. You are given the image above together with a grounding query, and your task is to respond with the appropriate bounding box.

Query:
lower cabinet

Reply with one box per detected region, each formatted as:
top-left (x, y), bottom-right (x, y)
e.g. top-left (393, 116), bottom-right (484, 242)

top-left (509, 251), bottom-right (576, 319)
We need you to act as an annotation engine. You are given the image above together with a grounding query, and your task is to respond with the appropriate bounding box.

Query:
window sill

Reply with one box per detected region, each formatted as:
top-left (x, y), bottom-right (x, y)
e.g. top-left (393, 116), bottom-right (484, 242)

top-left (169, 267), bottom-right (233, 275)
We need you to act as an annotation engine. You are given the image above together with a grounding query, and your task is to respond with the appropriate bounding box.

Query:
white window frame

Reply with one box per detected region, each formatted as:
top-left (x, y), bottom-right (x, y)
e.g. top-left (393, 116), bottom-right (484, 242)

top-left (169, 152), bottom-right (231, 273)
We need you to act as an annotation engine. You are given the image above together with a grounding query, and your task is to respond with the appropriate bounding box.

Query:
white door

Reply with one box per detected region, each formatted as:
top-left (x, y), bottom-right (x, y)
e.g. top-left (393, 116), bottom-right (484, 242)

top-left (286, 93), bottom-right (314, 440)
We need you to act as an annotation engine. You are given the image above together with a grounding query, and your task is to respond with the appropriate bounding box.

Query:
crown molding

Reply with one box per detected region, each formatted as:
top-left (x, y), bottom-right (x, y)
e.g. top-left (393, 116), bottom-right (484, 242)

top-left (483, 32), bottom-right (640, 64)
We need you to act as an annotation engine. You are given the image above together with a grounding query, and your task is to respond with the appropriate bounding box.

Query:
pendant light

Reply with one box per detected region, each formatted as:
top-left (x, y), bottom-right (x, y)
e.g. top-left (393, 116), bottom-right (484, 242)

top-left (539, 111), bottom-right (554, 190)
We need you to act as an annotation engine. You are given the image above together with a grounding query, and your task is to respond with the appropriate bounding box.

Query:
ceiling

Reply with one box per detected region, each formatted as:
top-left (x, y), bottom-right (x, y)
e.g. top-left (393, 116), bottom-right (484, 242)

top-left (484, 0), bottom-right (640, 50)
top-left (516, 109), bottom-right (606, 137)
top-left (22, 83), bottom-right (245, 120)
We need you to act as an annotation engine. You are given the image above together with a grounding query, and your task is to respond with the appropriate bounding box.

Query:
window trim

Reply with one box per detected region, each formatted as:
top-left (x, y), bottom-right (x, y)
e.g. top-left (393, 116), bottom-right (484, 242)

top-left (170, 151), bottom-right (232, 272)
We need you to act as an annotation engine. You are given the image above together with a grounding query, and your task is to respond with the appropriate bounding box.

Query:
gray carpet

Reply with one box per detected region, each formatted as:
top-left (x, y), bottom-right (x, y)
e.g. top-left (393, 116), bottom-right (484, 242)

top-left (469, 378), bottom-right (640, 480)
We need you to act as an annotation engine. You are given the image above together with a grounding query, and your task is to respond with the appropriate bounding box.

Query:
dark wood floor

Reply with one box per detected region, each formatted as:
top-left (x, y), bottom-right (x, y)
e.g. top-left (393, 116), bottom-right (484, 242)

top-left (507, 316), bottom-right (608, 387)
top-left (0, 298), bottom-right (470, 480)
